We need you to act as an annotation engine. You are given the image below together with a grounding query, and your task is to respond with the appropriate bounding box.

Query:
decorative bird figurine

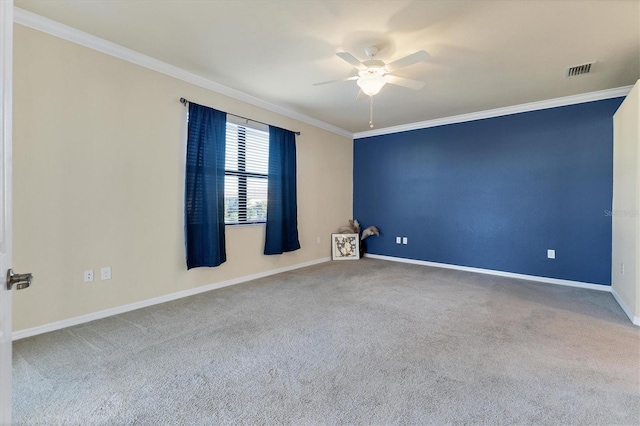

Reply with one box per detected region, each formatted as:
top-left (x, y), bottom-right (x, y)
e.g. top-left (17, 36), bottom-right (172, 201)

top-left (338, 219), bottom-right (360, 235)
top-left (361, 226), bottom-right (380, 240)
top-left (337, 219), bottom-right (380, 259)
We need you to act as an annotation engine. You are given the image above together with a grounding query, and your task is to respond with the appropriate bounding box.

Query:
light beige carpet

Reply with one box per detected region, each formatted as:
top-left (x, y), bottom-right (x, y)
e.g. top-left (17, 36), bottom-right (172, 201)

top-left (12, 259), bottom-right (640, 425)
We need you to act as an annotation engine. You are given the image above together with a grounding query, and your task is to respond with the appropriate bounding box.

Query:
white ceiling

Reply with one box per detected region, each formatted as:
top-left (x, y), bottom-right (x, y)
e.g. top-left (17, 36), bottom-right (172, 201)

top-left (14, 0), bottom-right (640, 134)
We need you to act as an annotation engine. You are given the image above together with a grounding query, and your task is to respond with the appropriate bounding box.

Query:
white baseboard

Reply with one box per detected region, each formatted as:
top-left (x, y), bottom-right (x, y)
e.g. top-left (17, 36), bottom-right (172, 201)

top-left (365, 253), bottom-right (639, 327)
top-left (364, 253), bottom-right (610, 291)
top-left (15, 254), bottom-right (638, 338)
top-left (12, 257), bottom-right (331, 340)
top-left (610, 288), bottom-right (640, 326)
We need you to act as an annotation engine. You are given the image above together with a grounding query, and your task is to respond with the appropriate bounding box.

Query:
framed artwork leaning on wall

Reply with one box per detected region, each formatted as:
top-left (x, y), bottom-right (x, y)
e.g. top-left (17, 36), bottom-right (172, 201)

top-left (332, 233), bottom-right (360, 260)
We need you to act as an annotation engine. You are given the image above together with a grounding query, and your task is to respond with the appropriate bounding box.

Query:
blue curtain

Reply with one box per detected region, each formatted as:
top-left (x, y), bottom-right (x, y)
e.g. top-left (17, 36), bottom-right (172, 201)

top-left (184, 103), bottom-right (227, 269)
top-left (264, 126), bottom-right (301, 255)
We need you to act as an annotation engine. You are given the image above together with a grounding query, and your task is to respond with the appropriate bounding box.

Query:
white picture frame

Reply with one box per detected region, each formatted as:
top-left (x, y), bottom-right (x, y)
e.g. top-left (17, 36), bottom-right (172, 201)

top-left (332, 233), bottom-right (360, 260)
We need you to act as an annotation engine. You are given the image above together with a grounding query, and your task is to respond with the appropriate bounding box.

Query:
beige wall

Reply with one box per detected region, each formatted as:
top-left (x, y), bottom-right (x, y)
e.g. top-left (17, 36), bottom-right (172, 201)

top-left (12, 25), bottom-right (353, 332)
top-left (612, 79), bottom-right (640, 325)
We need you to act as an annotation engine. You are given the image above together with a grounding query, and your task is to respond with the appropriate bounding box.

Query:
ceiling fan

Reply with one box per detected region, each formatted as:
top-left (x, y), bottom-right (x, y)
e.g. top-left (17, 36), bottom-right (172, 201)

top-left (314, 47), bottom-right (429, 96)
top-left (314, 46), bottom-right (429, 127)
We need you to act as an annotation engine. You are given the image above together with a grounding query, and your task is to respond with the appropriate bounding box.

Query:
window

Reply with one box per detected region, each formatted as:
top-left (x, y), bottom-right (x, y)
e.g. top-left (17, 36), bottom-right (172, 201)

top-left (224, 121), bottom-right (269, 224)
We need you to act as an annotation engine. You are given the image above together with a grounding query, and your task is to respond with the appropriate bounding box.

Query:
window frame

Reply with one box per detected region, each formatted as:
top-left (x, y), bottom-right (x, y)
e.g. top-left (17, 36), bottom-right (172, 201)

top-left (224, 120), bottom-right (269, 226)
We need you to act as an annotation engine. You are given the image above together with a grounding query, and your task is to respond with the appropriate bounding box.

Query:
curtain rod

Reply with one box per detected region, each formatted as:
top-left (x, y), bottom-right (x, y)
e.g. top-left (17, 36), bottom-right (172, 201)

top-left (180, 98), bottom-right (301, 136)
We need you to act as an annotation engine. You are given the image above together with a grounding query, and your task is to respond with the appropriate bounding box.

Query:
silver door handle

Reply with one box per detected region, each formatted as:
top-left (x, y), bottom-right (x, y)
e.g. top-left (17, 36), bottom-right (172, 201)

top-left (6, 269), bottom-right (33, 290)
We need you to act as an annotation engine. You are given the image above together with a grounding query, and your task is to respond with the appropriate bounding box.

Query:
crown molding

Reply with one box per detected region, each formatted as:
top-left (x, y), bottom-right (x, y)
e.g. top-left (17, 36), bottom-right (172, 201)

top-left (13, 7), bottom-right (634, 142)
top-left (13, 7), bottom-right (352, 139)
top-left (354, 85), bottom-right (633, 139)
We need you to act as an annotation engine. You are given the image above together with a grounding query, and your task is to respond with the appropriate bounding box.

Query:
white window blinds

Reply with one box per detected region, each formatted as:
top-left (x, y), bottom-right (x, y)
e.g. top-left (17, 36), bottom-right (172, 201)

top-left (224, 122), bottom-right (269, 224)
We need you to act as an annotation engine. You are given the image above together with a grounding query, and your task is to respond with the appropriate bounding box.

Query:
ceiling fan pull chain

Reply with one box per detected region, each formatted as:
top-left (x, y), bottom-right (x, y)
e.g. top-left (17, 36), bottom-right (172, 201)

top-left (369, 96), bottom-right (374, 128)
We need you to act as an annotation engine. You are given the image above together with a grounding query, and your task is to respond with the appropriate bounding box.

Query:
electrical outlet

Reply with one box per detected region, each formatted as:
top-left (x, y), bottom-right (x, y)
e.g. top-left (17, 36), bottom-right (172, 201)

top-left (101, 267), bottom-right (111, 280)
top-left (84, 270), bottom-right (94, 283)
top-left (621, 263), bottom-right (625, 275)
top-left (402, 237), bottom-right (408, 245)
top-left (316, 236), bottom-right (321, 245)
top-left (396, 237), bottom-right (401, 244)
top-left (547, 249), bottom-right (555, 259)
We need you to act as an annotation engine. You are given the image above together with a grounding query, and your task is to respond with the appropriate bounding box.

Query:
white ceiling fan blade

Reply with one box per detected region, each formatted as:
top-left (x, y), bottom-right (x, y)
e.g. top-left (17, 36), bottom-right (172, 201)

top-left (385, 50), bottom-right (430, 72)
top-left (313, 75), bottom-right (358, 86)
top-left (337, 52), bottom-right (365, 69)
top-left (356, 89), bottom-right (369, 101)
top-left (384, 75), bottom-right (425, 90)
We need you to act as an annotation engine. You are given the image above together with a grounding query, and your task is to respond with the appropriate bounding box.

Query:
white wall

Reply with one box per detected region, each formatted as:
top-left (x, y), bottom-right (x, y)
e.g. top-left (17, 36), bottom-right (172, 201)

top-left (12, 25), bottom-right (353, 333)
top-left (612, 79), bottom-right (640, 326)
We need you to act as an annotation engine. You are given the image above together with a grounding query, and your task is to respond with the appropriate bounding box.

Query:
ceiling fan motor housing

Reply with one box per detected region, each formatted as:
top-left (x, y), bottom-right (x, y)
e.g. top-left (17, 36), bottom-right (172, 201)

top-left (359, 66), bottom-right (386, 78)
top-left (362, 59), bottom-right (386, 69)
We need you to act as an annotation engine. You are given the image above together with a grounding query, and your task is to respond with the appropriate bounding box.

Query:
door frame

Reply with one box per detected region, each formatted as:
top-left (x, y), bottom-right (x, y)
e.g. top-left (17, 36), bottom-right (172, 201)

top-left (0, 0), bottom-right (14, 424)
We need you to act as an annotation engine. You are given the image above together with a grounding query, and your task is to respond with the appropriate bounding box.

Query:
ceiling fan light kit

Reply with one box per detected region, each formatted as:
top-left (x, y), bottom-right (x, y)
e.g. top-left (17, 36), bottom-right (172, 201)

top-left (315, 46), bottom-right (429, 129)
top-left (356, 67), bottom-right (386, 96)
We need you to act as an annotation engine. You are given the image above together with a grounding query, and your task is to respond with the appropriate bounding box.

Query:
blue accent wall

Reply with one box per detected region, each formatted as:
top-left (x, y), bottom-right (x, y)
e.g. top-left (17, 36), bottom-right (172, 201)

top-left (354, 98), bottom-right (624, 285)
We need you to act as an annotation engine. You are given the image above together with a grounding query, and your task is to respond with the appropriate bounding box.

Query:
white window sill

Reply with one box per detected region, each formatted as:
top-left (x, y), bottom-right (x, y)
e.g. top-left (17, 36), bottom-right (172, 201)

top-left (225, 222), bottom-right (266, 228)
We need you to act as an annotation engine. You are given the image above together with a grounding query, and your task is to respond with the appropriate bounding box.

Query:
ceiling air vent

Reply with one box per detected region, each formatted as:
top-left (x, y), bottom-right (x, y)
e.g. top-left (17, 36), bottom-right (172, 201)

top-left (566, 62), bottom-right (595, 77)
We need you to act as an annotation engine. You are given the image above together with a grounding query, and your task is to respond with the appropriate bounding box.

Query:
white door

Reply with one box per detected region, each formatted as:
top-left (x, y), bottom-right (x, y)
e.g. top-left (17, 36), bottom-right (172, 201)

top-left (0, 1), bottom-right (13, 423)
